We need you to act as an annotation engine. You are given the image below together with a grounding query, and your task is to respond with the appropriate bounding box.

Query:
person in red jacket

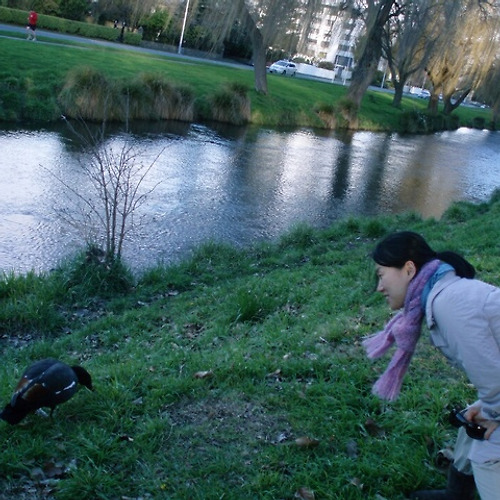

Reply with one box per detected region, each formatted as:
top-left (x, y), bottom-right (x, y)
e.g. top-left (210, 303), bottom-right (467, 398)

top-left (27, 10), bottom-right (38, 41)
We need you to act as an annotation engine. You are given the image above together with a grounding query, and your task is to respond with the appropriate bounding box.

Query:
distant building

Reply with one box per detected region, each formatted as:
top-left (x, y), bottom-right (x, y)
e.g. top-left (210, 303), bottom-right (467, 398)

top-left (295, 0), bottom-right (362, 81)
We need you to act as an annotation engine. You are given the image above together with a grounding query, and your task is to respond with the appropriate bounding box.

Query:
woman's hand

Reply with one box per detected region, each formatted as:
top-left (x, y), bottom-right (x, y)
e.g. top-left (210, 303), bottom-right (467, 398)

top-left (464, 406), bottom-right (500, 440)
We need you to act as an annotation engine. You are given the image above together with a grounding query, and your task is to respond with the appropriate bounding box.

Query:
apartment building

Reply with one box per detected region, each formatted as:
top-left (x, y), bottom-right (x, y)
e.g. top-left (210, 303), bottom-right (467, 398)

top-left (297, 0), bottom-right (362, 80)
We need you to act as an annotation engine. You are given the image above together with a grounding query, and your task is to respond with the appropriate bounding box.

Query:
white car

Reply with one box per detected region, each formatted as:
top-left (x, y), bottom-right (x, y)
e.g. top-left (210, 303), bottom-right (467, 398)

top-left (268, 60), bottom-right (297, 76)
top-left (418, 89), bottom-right (431, 99)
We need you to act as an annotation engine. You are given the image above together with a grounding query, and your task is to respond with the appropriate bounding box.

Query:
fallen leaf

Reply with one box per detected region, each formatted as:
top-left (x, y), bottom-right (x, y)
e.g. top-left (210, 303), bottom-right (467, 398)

top-left (295, 436), bottom-right (320, 449)
top-left (295, 487), bottom-right (315, 499)
top-left (194, 370), bottom-right (213, 379)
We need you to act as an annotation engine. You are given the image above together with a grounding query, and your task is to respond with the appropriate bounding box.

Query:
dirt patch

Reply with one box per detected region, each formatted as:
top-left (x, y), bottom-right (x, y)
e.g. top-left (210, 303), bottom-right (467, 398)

top-left (164, 393), bottom-right (293, 450)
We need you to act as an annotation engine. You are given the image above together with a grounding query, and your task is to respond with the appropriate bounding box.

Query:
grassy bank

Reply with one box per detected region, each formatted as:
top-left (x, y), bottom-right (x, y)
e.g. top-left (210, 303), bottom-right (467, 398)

top-left (1, 192), bottom-right (500, 499)
top-left (0, 29), bottom-right (492, 131)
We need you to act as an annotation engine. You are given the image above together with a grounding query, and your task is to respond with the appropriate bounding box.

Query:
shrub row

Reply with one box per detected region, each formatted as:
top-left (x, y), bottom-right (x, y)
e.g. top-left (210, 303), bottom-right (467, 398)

top-left (0, 65), bottom-right (251, 125)
top-left (58, 67), bottom-right (250, 125)
top-left (399, 110), bottom-right (460, 134)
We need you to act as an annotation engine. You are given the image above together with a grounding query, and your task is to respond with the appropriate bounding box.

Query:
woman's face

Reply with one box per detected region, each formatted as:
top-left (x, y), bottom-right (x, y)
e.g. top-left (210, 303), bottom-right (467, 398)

top-left (375, 261), bottom-right (416, 310)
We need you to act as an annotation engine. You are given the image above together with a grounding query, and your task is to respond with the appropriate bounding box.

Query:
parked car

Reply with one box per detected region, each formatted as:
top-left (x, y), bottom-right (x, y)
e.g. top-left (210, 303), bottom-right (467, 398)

top-left (268, 60), bottom-right (297, 76)
top-left (418, 89), bottom-right (431, 99)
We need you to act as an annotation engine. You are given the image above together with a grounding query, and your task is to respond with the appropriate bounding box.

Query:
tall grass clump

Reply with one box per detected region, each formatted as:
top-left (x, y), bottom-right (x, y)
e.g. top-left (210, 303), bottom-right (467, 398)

top-left (58, 66), bottom-right (118, 121)
top-left (314, 101), bottom-right (337, 129)
top-left (0, 75), bottom-right (59, 122)
top-left (126, 73), bottom-right (195, 122)
top-left (58, 68), bottom-right (195, 123)
top-left (55, 246), bottom-right (135, 300)
top-left (313, 97), bottom-right (360, 130)
top-left (209, 82), bottom-right (251, 125)
top-left (336, 96), bottom-right (360, 129)
top-left (0, 76), bottom-right (26, 121)
top-left (0, 271), bottom-right (66, 335)
top-left (0, 248), bottom-right (135, 336)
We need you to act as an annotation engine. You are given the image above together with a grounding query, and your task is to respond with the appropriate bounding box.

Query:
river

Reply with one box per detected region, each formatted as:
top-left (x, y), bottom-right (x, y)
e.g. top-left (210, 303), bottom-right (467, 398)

top-left (1, 121), bottom-right (499, 274)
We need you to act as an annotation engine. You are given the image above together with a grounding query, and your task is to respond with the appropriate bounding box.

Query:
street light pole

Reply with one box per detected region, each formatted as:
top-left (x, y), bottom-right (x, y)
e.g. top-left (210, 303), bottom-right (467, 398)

top-left (178, 0), bottom-right (190, 54)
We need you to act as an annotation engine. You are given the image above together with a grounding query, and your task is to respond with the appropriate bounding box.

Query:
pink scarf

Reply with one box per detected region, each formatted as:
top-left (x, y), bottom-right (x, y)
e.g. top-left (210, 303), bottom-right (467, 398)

top-left (363, 259), bottom-right (441, 401)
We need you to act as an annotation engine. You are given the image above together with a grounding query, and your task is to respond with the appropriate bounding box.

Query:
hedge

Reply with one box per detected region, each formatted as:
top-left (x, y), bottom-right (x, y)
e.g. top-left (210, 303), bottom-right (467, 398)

top-left (0, 7), bottom-right (142, 45)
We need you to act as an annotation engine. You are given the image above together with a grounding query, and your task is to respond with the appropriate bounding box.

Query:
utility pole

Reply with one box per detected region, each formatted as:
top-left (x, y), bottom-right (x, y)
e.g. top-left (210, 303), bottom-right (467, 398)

top-left (178, 0), bottom-right (191, 54)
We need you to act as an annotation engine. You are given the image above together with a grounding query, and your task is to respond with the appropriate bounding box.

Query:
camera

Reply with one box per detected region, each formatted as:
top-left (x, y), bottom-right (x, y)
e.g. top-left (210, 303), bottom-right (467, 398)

top-left (449, 408), bottom-right (487, 440)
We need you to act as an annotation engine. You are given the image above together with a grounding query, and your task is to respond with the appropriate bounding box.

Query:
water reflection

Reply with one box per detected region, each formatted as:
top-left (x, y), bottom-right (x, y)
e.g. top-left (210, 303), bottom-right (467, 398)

top-left (1, 122), bottom-right (499, 274)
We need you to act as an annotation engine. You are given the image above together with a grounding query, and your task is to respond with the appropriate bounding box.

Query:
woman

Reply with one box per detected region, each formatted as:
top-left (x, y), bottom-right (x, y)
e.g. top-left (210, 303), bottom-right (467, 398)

top-left (363, 231), bottom-right (500, 500)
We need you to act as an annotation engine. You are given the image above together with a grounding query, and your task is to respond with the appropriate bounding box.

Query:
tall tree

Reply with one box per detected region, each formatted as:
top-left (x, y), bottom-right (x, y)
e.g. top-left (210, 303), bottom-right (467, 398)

top-left (381, 0), bottom-right (440, 108)
top-left (425, 0), bottom-right (500, 114)
top-left (342, 0), bottom-right (398, 126)
top-left (186, 0), bottom-right (324, 94)
top-left (476, 58), bottom-right (500, 128)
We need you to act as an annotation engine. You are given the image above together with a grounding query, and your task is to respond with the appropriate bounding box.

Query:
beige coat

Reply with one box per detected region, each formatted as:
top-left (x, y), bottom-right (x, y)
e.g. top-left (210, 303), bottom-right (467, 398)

top-left (425, 271), bottom-right (500, 462)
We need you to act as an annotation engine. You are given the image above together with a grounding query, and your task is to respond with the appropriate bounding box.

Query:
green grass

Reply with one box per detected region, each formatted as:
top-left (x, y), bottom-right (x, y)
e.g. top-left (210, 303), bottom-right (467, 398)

top-left (1, 195), bottom-right (500, 498)
top-left (0, 31), bottom-right (492, 130)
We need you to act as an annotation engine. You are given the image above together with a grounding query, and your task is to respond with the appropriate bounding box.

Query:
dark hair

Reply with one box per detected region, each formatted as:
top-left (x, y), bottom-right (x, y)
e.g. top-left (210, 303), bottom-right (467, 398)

top-left (373, 231), bottom-right (475, 279)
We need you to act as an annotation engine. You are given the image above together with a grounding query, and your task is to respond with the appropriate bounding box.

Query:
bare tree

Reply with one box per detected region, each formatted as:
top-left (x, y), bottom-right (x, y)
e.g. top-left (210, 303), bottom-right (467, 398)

top-left (382, 0), bottom-right (440, 108)
top-left (47, 120), bottom-right (162, 262)
top-left (340, 0), bottom-right (399, 127)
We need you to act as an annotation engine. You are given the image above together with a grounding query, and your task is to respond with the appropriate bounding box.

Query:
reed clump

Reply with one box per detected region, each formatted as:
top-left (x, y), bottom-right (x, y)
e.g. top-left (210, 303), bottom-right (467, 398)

top-left (209, 81), bottom-right (251, 125)
top-left (314, 102), bottom-right (338, 129)
top-left (58, 67), bottom-right (195, 122)
top-left (124, 73), bottom-right (195, 122)
top-left (58, 66), bottom-right (119, 121)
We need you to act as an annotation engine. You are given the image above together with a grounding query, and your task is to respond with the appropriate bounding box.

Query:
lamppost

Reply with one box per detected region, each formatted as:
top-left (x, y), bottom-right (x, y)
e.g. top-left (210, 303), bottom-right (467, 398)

top-left (178, 0), bottom-right (191, 54)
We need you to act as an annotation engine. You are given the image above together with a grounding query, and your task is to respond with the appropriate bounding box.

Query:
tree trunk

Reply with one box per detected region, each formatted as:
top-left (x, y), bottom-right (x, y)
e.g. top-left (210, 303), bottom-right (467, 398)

top-left (428, 94), bottom-right (439, 114)
top-left (345, 0), bottom-right (396, 126)
top-left (238, 0), bottom-right (268, 95)
top-left (443, 89), bottom-right (471, 115)
top-left (392, 80), bottom-right (404, 108)
top-left (251, 28), bottom-right (268, 94)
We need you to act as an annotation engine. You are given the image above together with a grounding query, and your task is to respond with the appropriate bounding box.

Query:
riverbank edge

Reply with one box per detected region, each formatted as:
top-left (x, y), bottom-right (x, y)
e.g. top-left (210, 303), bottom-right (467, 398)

top-left (0, 22), bottom-right (494, 133)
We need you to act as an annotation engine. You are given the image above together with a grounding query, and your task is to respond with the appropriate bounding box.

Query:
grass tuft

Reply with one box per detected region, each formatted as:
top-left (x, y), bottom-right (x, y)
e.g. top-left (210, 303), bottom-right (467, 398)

top-left (209, 81), bottom-right (251, 125)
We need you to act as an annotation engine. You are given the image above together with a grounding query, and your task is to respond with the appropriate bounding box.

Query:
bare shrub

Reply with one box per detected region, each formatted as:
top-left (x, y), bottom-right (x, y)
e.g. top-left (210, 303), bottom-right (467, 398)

top-left (46, 119), bottom-right (163, 262)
